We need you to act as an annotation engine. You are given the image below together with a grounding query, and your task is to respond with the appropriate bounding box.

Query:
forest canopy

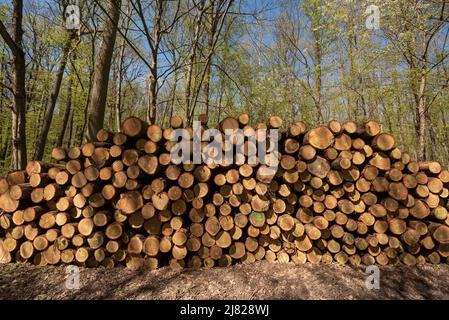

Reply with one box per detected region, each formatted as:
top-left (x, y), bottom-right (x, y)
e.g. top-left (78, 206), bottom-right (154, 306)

top-left (0, 0), bottom-right (448, 173)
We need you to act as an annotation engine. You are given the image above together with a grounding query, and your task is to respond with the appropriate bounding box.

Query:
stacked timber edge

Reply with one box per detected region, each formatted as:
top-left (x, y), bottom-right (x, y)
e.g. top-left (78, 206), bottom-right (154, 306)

top-left (1, 115), bottom-right (449, 270)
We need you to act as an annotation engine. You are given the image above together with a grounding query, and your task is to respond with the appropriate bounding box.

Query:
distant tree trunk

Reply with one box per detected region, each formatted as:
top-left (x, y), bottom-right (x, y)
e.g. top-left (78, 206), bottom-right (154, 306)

top-left (0, 0), bottom-right (27, 169)
top-left (185, 0), bottom-right (207, 125)
top-left (312, 27), bottom-right (324, 123)
top-left (146, 0), bottom-right (163, 125)
top-left (147, 71), bottom-right (158, 124)
top-left (114, 0), bottom-right (132, 131)
top-left (216, 81), bottom-right (224, 124)
top-left (201, 62), bottom-right (212, 116)
top-left (86, 0), bottom-right (121, 141)
top-left (200, 1), bottom-right (219, 117)
top-left (57, 74), bottom-right (73, 147)
top-left (147, 64), bottom-right (158, 124)
top-left (427, 110), bottom-right (438, 162)
top-left (67, 111), bottom-right (74, 147)
top-left (34, 92), bottom-right (47, 148)
top-left (79, 34), bottom-right (97, 144)
top-left (191, 0), bottom-right (233, 123)
top-left (34, 34), bottom-right (72, 160)
top-left (440, 107), bottom-right (449, 160)
top-left (114, 36), bottom-right (126, 131)
top-left (416, 72), bottom-right (427, 160)
top-left (0, 62), bottom-right (8, 161)
top-left (163, 70), bottom-right (178, 127)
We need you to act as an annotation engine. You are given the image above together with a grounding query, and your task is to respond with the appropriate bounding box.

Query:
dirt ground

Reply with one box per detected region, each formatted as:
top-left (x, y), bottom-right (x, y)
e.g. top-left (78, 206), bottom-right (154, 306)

top-left (0, 261), bottom-right (448, 300)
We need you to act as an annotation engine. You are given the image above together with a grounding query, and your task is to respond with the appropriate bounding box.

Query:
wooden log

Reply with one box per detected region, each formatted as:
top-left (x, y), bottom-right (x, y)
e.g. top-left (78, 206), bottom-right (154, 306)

top-left (6, 170), bottom-right (26, 185)
top-left (363, 120), bottom-right (381, 137)
top-left (372, 133), bottom-right (395, 151)
top-left (304, 126), bottom-right (334, 150)
top-left (116, 191), bottom-right (143, 214)
top-left (122, 116), bottom-right (148, 137)
top-left (9, 183), bottom-right (33, 200)
top-left (51, 147), bottom-right (67, 161)
top-left (308, 156), bottom-right (331, 178)
top-left (25, 161), bottom-right (49, 176)
top-left (0, 192), bottom-right (19, 213)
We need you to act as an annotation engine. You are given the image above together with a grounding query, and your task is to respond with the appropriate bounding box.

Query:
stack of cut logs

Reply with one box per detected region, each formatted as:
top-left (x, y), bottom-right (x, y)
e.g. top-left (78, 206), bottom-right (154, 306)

top-left (1, 115), bottom-right (449, 270)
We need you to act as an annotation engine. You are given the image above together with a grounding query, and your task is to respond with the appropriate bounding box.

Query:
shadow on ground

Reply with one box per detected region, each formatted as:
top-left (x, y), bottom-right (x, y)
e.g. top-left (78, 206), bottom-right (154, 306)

top-left (1, 261), bottom-right (448, 299)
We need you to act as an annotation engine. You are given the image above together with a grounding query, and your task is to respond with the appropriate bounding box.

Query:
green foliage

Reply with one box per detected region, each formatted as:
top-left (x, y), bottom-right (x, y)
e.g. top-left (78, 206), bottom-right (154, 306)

top-left (0, 0), bottom-right (448, 173)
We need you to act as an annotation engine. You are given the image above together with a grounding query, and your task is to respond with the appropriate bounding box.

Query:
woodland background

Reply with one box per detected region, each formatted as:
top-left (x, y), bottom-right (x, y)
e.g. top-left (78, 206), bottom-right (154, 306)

top-left (0, 0), bottom-right (448, 174)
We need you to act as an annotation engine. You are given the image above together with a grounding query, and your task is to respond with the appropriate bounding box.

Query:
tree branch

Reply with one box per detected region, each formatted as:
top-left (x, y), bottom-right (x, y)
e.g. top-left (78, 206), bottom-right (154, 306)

top-left (0, 20), bottom-right (23, 56)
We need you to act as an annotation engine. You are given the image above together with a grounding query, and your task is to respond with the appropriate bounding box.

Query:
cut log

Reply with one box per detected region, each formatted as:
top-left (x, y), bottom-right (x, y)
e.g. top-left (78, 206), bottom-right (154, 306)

top-left (122, 116), bottom-right (148, 137)
top-left (304, 126), bottom-right (334, 149)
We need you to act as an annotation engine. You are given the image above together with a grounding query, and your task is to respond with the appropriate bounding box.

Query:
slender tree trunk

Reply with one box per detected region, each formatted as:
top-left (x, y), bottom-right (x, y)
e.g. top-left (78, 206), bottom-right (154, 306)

top-left (426, 110), bottom-right (438, 162)
top-left (163, 70), bottom-right (178, 127)
top-left (146, 0), bottom-right (163, 125)
top-left (67, 111), bottom-right (74, 147)
top-left (80, 33), bottom-right (97, 144)
top-left (57, 74), bottom-right (73, 147)
top-left (312, 32), bottom-right (324, 123)
top-left (200, 1), bottom-right (220, 117)
top-left (34, 92), bottom-right (47, 149)
top-left (0, 62), bottom-right (7, 161)
top-left (309, 1), bottom-right (324, 124)
top-left (115, 37), bottom-right (126, 131)
top-left (185, 0), bottom-right (206, 124)
top-left (147, 67), bottom-right (158, 124)
top-left (2, 135), bottom-right (11, 168)
top-left (440, 107), bottom-right (449, 160)
top-left (115, 1), bottom-right (132, 131)
top-left (191, 0), bottom-right (232, 123)
top-left (11, 61), bottom-right (27, 168)
top-left (417, 72), bottom-right (427, 160)
top-left (34, 35), bottom-right (72, 160)
top-left (77, 121), bottom-right (84, 146)
top-left (0, 0), bottom-right (27, 169)
top-left (216, 81), bottom-right (224, 124)
top-left (86, 0), bottom-right (121, 141)
top-left (200, 63), bottom-right (212, 116)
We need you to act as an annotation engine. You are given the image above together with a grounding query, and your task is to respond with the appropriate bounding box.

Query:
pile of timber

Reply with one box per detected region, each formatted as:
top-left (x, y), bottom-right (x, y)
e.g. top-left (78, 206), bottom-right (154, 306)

top-left (1, 115), bottom-right (449, 270)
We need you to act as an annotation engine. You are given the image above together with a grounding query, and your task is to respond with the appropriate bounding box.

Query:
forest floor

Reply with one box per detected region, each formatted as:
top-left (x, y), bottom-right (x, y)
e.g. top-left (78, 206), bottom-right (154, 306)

top-left (0, 261), bottom-right (448, 300)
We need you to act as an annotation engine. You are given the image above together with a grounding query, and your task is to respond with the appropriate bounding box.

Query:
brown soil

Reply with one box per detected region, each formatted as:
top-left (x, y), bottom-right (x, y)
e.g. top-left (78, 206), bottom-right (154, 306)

top-left (1, 261), bottom-right (448, 300)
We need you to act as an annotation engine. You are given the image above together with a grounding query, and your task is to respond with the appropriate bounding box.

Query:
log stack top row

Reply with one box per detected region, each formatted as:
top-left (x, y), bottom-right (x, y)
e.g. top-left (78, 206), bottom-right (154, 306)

top-left (0, 114), bottom-right (449, 269)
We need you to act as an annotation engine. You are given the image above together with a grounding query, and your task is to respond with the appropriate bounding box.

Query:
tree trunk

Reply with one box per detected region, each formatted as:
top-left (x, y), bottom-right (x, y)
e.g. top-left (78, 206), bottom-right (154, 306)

top-left (114, 37), bottom-right (126, 132)
top-left (114, 0), bottom-right (132, 131)
top-left (0, 0), bottom-right (27, 170)
top-left (79, 39), bottom-right (96, 145)
top-left (417, 72), bottom-right (427, 161)
top-left (146, 0), bottom-right (164, 125)
top-left (0, 61), bottom-right (9, 161)
top-left (200, 1), bottom-right (220, 117)
top-left (57, 74), bottom-right (73, 147)
top-left (34, 35), bottom-right (72, 160)
top-left (312, 27), bottom-right (324, 124)
top-left (164, 69), bottom-right (178, 128)
top-left (11, 3), bottom-right (27, 170)
top-left (200, 61), bottom-right (212, 116)
top-left (184, 0), bottom-right (206, 125)
top-left (86, 0), bottom-right (121, 142)
top-left (67, 110), bottom-right (74, 147)
top-left (34, 93), bottom-right (47, 149)
top-left (440, 107), bottom-right (449, 160)
top-left (147, 69), bottom-right (158, 124)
